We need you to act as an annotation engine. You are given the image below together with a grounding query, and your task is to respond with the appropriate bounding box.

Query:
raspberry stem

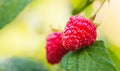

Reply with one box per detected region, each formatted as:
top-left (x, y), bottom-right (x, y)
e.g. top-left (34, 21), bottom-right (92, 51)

top-left (50, 24), bottom-right (63, 32)
top-left (94, 22), bottom-right (100, 28)
top-left (90, 0), bottom-right (106, 21)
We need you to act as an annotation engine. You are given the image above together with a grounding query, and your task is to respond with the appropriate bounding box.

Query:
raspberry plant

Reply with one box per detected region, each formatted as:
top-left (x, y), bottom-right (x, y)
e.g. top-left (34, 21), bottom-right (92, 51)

top-left (46, 0), bottom-right (119, 71)
top-left (0, 0), bottom-right (120, 71)
top-left (60, 0), bottom-right (119, 71)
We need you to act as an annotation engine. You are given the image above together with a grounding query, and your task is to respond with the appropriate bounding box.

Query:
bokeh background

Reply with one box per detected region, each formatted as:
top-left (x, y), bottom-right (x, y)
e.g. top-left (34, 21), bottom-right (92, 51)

top-left (0, 0), bottom-right (120, 71)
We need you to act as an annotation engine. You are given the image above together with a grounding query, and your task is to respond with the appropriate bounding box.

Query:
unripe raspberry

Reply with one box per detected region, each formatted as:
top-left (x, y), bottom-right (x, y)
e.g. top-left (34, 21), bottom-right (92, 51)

top-left (62, 15), bottom-right (97, 51)
top-left (46, 32), bottom-right (68, 64)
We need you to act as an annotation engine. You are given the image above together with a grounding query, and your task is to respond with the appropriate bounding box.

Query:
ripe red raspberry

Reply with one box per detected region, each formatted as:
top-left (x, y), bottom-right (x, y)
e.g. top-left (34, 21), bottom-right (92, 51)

top-left (62, 15), bottom-right (97, 51)
top-left (46, 32), bottom-right (68, 64)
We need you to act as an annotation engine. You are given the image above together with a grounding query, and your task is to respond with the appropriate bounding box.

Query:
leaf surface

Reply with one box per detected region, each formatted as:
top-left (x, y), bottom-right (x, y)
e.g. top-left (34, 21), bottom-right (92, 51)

top-left (62, 41), bottom-right (117, 71)
top-left (0, 0), bottom-right (32, 29)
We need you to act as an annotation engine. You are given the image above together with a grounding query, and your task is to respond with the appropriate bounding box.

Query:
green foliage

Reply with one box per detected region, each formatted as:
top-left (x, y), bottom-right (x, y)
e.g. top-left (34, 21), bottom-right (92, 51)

top-left (83, 5), bottom-right (94, 18)
top-left (0, 0), bottom-right (32, 29)
top-left (108, 46), bottom-right (120, 71)
top-left (0, 57), bottom-right (48, 71)
top-left (70, 0), bottom-right (94, 15)
top-left (61, 41), bottom-right (118, 71)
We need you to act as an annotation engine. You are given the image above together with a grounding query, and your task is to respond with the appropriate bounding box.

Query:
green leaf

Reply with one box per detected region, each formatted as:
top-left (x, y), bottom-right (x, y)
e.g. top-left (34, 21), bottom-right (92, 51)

top-left (70, 0), bottom-right (94, 15)
top-left (82, 5), bottom-right (94, 18)
top-left (0, 0), bottom-right (32, 29)
top-left (0, 57), bottom-right (48, 71)
top-left (62, 41), bottom-right (118, 71)
top-left (107, 46), bottom-right (120, 71)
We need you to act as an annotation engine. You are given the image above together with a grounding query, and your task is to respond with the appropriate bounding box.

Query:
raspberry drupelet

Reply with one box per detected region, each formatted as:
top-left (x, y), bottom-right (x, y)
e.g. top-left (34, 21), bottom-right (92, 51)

top-left (46, 32), bottom-right (68, 64)
top-left (62, 15), bottom-right (97, 51)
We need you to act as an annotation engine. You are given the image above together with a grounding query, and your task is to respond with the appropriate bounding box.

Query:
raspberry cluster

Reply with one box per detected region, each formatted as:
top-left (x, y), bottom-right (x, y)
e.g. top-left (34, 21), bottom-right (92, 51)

top-left (46, 15), bottom-right (97, 64)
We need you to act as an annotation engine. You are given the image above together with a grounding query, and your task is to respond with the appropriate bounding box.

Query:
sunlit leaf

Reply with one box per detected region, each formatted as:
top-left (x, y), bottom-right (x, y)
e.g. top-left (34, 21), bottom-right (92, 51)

top-left (62, 41), bottom-right (117, 71)
top-left (108, 45), bottom-right (120, 71)
top-left (83, 5), bottom-right (94, 18)
top-left (70, 0), bottom-right (94, 15)
top-left (0, 0), bottom-right (32, 29)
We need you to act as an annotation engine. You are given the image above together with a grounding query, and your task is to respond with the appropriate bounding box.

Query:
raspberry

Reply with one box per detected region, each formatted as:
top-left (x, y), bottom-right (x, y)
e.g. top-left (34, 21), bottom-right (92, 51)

top-left (46, 32), bottom-right (68, 64)
top-left (62, 15), bottom-right (97, 51)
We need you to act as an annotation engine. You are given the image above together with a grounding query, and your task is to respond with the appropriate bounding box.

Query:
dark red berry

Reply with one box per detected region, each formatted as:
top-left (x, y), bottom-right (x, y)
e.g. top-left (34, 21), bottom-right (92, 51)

top-left (62, 15), bottom-right (97, 51)
top-left (46, 32), bottom-right (68, 64)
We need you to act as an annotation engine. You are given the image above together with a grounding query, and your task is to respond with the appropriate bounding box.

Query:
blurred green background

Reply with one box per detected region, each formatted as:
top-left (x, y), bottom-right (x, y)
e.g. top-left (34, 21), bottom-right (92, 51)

top-left (0, 0), bottom-right (120, 71)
